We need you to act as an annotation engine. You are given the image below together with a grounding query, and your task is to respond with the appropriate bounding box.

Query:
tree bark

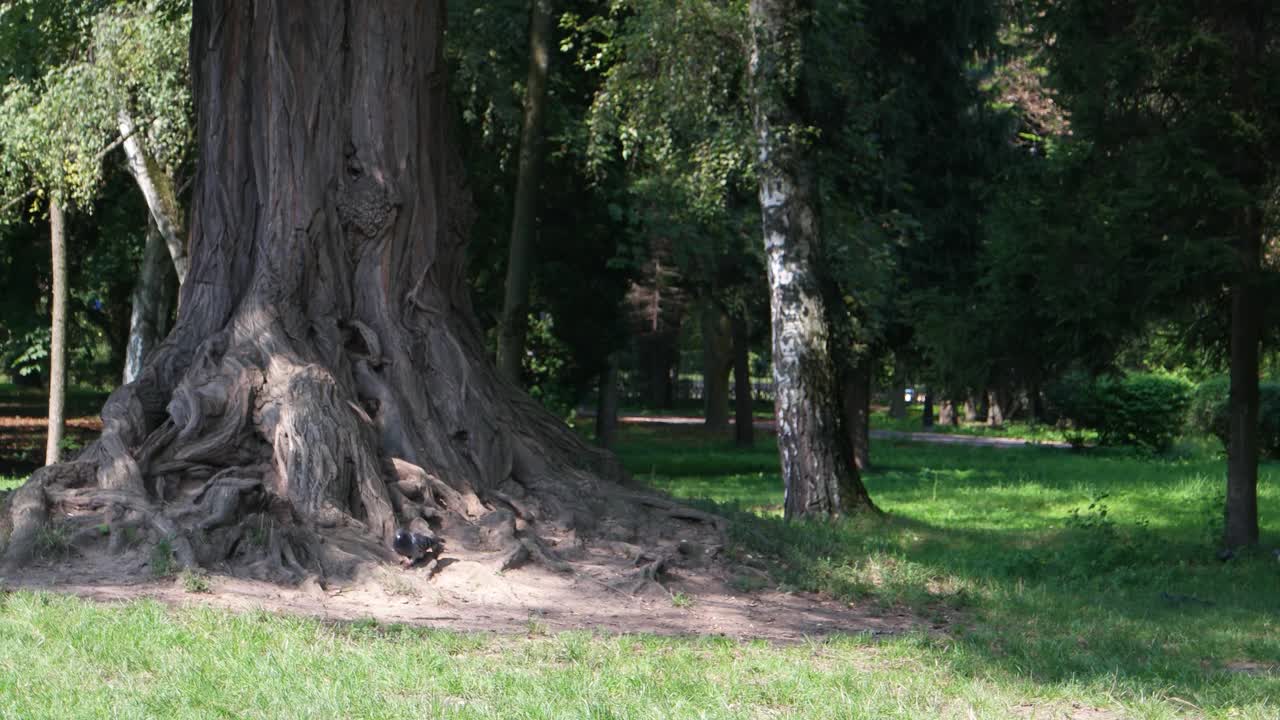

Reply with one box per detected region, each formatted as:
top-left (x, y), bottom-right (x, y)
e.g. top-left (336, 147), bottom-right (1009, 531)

top-left (595, 354), bottom-right (619, 449)
top-left (3, 1), bottom-right (705, 583)
top-left (44, 197), bottom-right (67, 466)
top-left (749, 0), bottom-right (876, 519)
top-left (922, 392), bottom-right (935, 428)
top-left (987, 388), bottom-right (1006, 426)
top-left (496, 0), bottom-right (555, 385)
top-left (1225, 218), bottom-right (1261, 548)
top-left (938, 399), bottom-right (956, 427)
top-left (841, 359), bottom-right (872, 471)
top-left (701, 302), bottom-right (733, 431)
top-left (963, 396), bottom-right (979, 423)
top-left (119, 109), bottom-right (189, 285)
top-left (123, 220), bottom-right (177, 384)
top-left (636, 329), bottom-right (679, 409)
top-left (732, 314), bottom-right (754, 448)
top-left (888, 359), bottom-right (907, 420)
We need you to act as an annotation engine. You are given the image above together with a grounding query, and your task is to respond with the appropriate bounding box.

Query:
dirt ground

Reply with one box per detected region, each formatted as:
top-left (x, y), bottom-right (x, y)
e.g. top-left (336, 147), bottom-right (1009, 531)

top-left (3, 544), bottom-right (921, 643)
top-left (0, 392), bottom-right (104, 477)
top-left (0, 403), bottom-right (923, 643)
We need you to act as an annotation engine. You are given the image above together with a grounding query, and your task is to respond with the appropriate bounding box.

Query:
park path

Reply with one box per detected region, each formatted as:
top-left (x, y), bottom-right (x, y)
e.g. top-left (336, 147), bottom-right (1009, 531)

top-left (614, 414), bottom-right (1072, 450)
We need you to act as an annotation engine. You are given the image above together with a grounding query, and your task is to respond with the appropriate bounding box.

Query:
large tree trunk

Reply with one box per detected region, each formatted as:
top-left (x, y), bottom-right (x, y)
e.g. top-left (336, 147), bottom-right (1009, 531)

top-left (44, 198), bottom-right (67, 466)
top-left (119, 109), bottom-right (189, 285)
top-left (1225, 220), bottom-right (1261, 548)
top-left (749, 0), bottom-right (876, 519)
top-left (840, 359), bottom-right (871, 471)
top-left (595, 354), bottom-right (619, 450)
top-left (732, 315), bottom-right (754, 448)
top-left (496, 0), bottom-right (555, 384)
top-left (123, 220), bottom-right (177, 384)
top-left (3, 1), bottom-right (712, 583)
top-left (701, 302), bottom-right (733, 431)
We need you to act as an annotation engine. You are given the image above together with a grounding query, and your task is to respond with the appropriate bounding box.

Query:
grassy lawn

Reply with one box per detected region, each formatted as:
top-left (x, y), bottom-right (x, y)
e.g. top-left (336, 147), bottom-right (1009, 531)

top-left (0, 424), bottom-right (1275, 718)
top-left (622, 425), bottom-right (1280, 718)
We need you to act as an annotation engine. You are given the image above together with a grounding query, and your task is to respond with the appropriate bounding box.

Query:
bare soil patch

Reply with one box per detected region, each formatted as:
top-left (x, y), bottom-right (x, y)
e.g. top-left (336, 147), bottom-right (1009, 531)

top-left (0, 403), bottom-right (917, 642)
top-left (3, 542), bottom-right (917, 643)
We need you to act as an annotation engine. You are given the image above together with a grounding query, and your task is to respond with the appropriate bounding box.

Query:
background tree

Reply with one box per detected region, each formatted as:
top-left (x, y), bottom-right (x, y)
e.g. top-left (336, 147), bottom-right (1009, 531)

top-left (1038, 0), bottom-right (1280, 548)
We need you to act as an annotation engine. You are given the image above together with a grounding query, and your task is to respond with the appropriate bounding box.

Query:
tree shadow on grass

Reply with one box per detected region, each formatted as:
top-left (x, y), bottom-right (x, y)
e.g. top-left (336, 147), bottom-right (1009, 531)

top-left (644, 437), bottom-right (1280, 711)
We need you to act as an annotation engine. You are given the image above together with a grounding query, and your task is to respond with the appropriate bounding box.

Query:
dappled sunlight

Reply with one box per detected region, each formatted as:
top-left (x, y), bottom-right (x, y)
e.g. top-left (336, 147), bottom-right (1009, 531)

top-left (615, 426), bottom-right (1280, 712)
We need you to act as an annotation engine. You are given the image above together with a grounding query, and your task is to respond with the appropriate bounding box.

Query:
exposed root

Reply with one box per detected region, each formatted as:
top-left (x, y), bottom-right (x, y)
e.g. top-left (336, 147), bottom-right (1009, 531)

top-left (617, 491), bottom-right (727, 532)
top-left (616, 552), bottom-right (676, 596)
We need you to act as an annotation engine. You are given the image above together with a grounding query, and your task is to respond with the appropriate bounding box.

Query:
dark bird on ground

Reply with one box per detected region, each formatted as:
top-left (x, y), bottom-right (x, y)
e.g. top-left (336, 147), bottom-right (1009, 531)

top-left (394, 529), bottom-right (443, 566)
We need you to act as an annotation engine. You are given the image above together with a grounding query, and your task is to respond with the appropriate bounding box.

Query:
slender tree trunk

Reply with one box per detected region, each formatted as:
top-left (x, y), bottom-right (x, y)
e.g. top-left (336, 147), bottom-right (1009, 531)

top-left (732, 315), bottom-right (754, 448)
top-left (987, 389), bottom-right (1005, 426)
top-left (595, 354), bottom-right (619, 449)
top-left (1029, 381), bottom-right (1045, 424)
top-left (749, 0), bottom-right (876, 519)
top-left (701, 302), bottom-right (733, 430)
top-left (4, 1), bottom-right (709, 581)
top-left (44, 198), bottom-right (67, 466)
top-left (1225, 219), bottom-right (1261, 548)
top-left (888, 359), bottom-right (907, 420)
top-left (922, 393), bottom-right (935, 428)
top-left (496, 0), bottom-right (555, 384)
top-left (841, 359), bottom-right (871, 471)
top-left (119, 109), bottom-right (188, 285)
top-left (938, 400), bottom-right (955, 426)
top-left (636, 330), bottom-right (679, 409)
top-left (123, 220), bottom-right (177, 384)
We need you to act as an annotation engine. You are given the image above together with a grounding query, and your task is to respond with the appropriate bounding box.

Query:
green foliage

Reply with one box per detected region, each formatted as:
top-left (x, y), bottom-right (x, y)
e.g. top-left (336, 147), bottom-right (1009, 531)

top-left (150, 537), bottom-right (174, 578)
top-left (1188, 376), bottom-right (1280, 459)
top-left (178, 568), bottom-right (211, 594)
top-left (33, 524), bottom-right (71, 561)
top-left (0, 0), bottom-right (191, 211)
top-left (1047, 372), bottom-right (1193, 451)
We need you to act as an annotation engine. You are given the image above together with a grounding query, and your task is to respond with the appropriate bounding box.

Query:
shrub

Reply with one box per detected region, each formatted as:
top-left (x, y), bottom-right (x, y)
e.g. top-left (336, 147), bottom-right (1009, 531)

top-left (1187, 376), bottom-right (1280, 458)
top-left (1047, 372), bottom-right (1192, 451)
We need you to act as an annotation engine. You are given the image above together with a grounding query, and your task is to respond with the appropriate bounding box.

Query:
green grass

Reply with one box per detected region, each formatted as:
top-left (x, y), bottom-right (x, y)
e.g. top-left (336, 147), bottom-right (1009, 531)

top-left (0, 424), bottom-right (1275, 718)
top-left (0, 591), bottom-right (1144, 720)
top-left (617, 425), bottom-right (1280, 718)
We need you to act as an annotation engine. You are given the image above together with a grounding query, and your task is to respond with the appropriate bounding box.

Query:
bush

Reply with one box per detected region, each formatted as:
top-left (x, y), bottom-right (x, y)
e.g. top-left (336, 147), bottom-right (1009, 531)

top-left (1047, 372), bottom-right (1193, 451)
top-left (1187, 376), bottom-right (1280, 458)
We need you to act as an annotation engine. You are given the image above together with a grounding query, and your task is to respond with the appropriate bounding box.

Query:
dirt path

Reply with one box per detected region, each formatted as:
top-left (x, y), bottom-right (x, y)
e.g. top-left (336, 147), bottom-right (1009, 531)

top-left (4, 547), bottom-right (920, 644)
top-left (616, 415), bottom-right (1072, 449)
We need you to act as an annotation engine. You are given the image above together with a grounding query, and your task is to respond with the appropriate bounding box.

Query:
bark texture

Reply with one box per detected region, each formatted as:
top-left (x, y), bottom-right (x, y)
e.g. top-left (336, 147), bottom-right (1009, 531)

top-left (119, 109), bottom-right (189, 285)
top-left (44, 198), bottom-right (67, 466)
top-left (496, 0), bottom-right (555, 384)
top-left (1225, 221), bottom-right (1261, 547)
top-left (595, 355), bottom-right (619, 450)
top-left (701, 302), bottom-right (733, 431)
top-left (887, 360), bottom-right (907, 420)
top-left (841, 360), bottom-right (871, 471)
top-left (2, 1), bottom-right (708, 584)
top-left (123, 221), bottom-right (177, 384)
top-left (749, 0), bottom-right (875, 519)
top-left (732, 315), bottom-right (754, 448)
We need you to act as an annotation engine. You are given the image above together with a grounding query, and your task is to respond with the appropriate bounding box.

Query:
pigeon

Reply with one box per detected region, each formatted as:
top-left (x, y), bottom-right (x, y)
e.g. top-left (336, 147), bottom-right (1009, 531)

top-left (393, 529), bottom-right (443, 567)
